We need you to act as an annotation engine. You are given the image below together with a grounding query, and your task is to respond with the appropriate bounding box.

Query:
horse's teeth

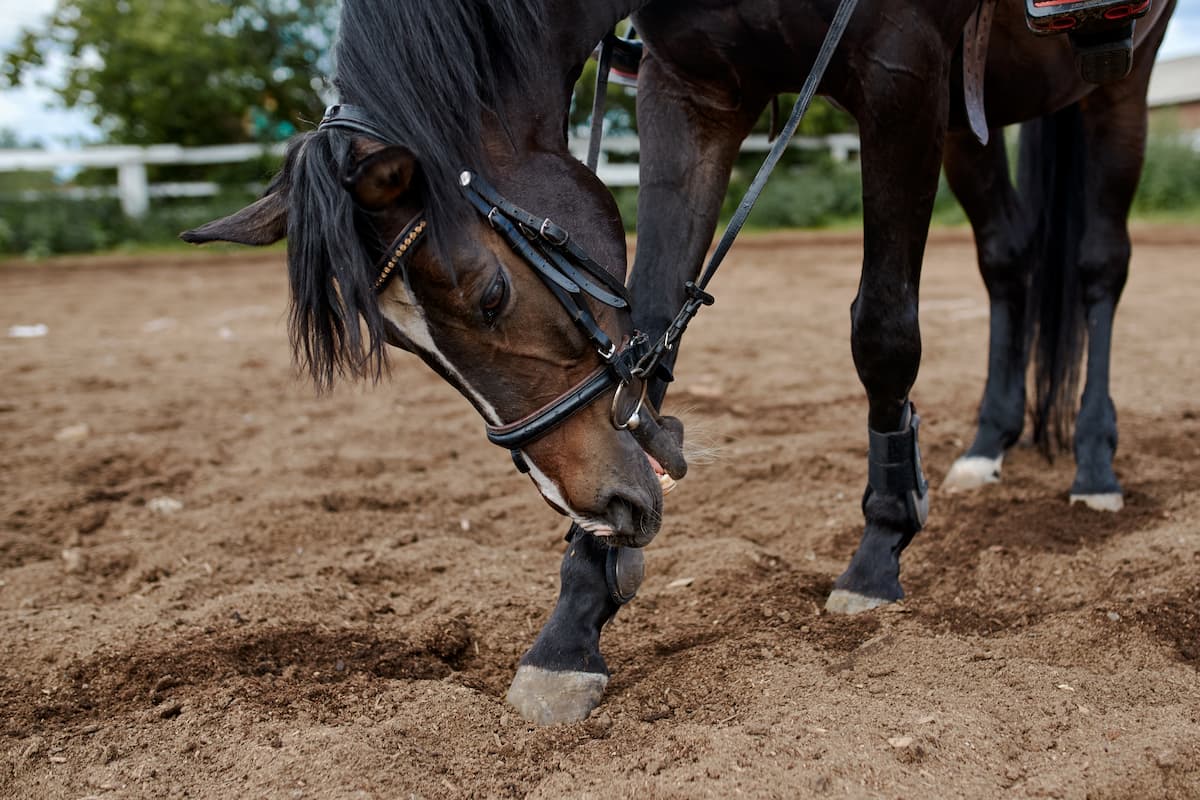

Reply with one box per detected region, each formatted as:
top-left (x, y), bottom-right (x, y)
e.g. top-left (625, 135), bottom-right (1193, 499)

top-left (659, 473), bottom-right (677, 495)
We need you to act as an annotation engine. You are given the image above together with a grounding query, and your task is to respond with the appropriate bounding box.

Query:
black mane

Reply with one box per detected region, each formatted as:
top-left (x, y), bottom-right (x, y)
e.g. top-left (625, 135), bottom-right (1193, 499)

top-left (288, 0), bottom-right (546, 388)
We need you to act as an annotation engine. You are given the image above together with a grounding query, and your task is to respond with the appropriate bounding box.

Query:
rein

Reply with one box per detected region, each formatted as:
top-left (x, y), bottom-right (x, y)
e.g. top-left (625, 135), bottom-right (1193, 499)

top-left (316, 0), bottom-right (857, 471)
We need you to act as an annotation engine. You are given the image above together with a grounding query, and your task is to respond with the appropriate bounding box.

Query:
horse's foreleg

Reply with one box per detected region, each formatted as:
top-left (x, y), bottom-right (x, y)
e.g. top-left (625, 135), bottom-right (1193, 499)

top-left (1067, 81), bottom-right (1150, 512)
top-left (827, 50), bottom-right (949, 613)
top-left (507, 526), bottom-right (638, 724)
top-left (942, 129), bottom-right (1031, 490)
top-left (627, 47), bottom-right (767, 406)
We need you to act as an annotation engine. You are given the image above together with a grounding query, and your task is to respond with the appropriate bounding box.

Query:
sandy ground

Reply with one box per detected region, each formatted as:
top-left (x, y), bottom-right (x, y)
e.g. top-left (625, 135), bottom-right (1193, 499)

top-left (1, 228), bottom-right (1197, 799)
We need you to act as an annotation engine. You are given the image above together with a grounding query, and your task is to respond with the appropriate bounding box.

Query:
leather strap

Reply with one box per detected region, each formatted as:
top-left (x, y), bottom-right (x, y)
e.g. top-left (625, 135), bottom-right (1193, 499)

top-left (587, 34), bottom-right (614, 173)
top-left (371, 215), bottom-right (428, 294)
top-left (318, 104), bottom-right (392, 142)
top-left (485, 365), bottom-right (613, 448)
top-left (963, 0), bottom-right (997, 147)
top-left (461, 171), bottom-right (630, 307)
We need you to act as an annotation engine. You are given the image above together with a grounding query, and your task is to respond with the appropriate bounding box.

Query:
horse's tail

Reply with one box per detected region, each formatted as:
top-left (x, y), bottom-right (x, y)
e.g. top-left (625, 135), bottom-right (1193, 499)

top-left (1018, 101), bottom-right (1087, 458)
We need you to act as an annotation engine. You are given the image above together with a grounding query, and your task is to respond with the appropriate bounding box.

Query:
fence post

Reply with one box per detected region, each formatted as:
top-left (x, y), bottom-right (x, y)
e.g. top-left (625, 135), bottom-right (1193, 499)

top-left (117, 159), bottom-right (149, 218)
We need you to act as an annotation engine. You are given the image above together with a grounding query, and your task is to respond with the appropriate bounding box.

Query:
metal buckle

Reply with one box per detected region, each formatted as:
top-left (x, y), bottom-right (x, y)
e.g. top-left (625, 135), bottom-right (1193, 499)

top-left (598, 341), bottom-right (616, 361)
top-left (539, 218), bottom-right (568, 246)
top-left (487, 207), bottom-right (499, 228)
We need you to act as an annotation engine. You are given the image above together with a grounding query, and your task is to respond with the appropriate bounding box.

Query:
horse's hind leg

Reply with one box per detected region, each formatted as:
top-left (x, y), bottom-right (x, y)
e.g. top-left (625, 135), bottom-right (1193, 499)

top-left (942, 129), bottom-right (1032, 490)
top-left (826, 38), bottom-right (950, 613)
top-left (506, 526), bottom-right (631, 724)
top-left (1067, 79), bottom-right (1152, 511)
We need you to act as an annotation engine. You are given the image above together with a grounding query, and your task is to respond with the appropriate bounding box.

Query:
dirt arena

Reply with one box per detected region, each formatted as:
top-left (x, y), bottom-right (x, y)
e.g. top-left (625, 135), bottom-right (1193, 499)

top-left (1, 228), bottom-right (1197, 799)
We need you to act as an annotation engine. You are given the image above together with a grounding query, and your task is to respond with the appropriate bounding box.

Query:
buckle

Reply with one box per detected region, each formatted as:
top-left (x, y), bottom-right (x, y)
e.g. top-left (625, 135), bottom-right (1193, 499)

top-left (539, 218), bottom-right (569, 246)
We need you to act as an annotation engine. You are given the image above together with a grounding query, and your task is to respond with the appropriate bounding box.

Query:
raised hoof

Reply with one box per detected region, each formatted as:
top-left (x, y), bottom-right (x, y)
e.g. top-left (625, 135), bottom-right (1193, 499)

top-left (825, 589), bottom-right (892, 615)
top-left (506, 666), bottom-right (608, 725)
top-left (942, 455), bottom-right (1003, 491)
top-left (1069, 492), bottom-right (1124, 512)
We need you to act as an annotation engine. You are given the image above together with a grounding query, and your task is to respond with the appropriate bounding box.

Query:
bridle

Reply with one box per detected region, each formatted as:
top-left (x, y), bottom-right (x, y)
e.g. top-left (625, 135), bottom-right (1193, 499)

top-left (315, 0), bottom-right (857, 473)
top-left (321, 101), bottom-right (654, 472)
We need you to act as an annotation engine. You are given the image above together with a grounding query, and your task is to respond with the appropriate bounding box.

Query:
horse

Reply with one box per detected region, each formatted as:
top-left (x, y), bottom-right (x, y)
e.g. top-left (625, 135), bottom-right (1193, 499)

top-left (181, 0), bottom-right (1176, 724)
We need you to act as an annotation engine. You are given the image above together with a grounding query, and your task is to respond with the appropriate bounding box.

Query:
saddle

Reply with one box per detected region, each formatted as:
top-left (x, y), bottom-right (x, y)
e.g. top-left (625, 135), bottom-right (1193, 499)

top-left (1026, 0), bottom-right (1151, 83)
top-left (962, 0), bottom-right (1149, 145)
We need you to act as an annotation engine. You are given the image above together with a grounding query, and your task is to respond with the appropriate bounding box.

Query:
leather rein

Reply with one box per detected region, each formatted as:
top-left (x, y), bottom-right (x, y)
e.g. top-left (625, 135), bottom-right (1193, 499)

top-left (315, 0), bottom-right (858, 471)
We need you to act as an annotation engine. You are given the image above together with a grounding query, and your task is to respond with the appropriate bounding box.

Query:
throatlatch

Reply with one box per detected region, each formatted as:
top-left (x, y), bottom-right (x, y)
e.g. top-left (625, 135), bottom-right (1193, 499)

top-left (864, 403), bottom-right (930, 532)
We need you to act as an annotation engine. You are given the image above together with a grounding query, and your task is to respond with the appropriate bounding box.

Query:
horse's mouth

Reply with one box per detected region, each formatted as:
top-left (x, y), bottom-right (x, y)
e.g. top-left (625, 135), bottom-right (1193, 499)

top-left (628, 410), bottom-right (688, 480)
top-left (586, 411), bottom-right (685, 548)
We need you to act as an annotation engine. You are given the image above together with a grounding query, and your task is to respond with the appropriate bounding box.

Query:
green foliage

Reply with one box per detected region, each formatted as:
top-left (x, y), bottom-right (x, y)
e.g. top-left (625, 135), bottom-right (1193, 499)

top-left (723, 156), bottom-right (863, 230)
top-left (1132, 135), bottom-right (1200, 214)
top-left (2, 0), bottom-right (336, 146)
top-left (0, 192), bottom-right (258, 258)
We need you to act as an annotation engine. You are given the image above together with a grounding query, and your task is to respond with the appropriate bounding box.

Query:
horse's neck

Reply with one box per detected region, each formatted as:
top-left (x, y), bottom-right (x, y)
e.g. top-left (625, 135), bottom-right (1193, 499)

top-left (494, 0), bottom-right (649, 151)
top-left (545, 0), bottom-right (651, 68)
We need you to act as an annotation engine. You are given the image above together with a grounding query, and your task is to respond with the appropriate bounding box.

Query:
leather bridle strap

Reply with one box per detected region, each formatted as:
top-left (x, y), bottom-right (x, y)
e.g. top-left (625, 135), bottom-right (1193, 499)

top-left (371, 215), bottom-right (428, 293)
top-left (486, 366), bottom-right (612, 449)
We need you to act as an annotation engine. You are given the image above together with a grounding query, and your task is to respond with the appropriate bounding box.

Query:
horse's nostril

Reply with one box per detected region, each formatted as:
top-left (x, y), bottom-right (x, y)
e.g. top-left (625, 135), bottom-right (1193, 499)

top-left (603, 496), bottom-right (635, 536)
top-left (601, 494), bottom-right (658, 548)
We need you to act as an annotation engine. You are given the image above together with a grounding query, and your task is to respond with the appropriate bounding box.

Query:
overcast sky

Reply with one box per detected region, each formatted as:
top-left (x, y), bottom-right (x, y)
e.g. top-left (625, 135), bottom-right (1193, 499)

top-left (1, 0), bottom-right (1198, 147)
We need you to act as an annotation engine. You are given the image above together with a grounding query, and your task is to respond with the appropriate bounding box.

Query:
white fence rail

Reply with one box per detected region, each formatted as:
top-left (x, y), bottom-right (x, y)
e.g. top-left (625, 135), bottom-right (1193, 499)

top-left (0, 134), bottom-right (863, 219)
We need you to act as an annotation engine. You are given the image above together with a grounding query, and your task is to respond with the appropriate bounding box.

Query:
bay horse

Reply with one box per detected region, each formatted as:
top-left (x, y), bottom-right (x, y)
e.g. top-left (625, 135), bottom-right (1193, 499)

top-left (183, 0), bottom-right (1175, 724)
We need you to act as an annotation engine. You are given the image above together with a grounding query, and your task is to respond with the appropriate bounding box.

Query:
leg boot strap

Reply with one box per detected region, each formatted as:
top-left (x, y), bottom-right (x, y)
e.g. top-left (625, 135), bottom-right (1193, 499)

top-left (863, 402), bottom-right (930, 532)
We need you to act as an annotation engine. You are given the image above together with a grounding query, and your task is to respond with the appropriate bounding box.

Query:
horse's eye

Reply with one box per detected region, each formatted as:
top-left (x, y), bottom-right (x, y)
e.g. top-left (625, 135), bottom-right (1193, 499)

top-left (480, 271), bottom-right (508, 323)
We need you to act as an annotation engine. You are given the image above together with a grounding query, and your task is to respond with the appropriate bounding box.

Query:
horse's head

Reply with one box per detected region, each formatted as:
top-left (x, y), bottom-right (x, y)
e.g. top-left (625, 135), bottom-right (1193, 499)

top-left (183, 122), bottom-right (683, 547)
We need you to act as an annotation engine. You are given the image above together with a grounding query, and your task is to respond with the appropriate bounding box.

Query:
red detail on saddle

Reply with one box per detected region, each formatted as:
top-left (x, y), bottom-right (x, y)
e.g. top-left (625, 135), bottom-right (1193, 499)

top-left (1031, 15), bottom-right (1079, 30)
top-left (1104, 0), bottom-right (1150, 19)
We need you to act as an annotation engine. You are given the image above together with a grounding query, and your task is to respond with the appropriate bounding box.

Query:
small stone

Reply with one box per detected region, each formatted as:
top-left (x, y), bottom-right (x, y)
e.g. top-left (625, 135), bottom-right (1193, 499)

top-left (78, 509), bottom-right (109, 535)
top-left (8, 323), bottom-right (48, 338)
top-left (61, 548), bottom-right (87, 574)
top-left (20, 736), bottom-right (45, 760)
top-left (1056, 684), bottom-right (1075, 692)
top-left (459, 518), bottom-right (471, 531)
top-left (142, 317), bottom-right (177, 333)
top-left (777, 610), bottom-right (792, 623)
top-left (585, 711), bottom-right (613, 737)
top-left (1106, 611), bottom-right (1121, 622)
top-left (1154, 750), bottom-right (1176, 768)
top-left (158, 702), bottom-right (183, 719)
top-left (888, 736), bottom-right (914, 748)
top-left (55, 423), bottom-right (91, 443)
top-left (147, 497), bottom-right (183, 515)
top-left (666, 577), bottom-right (695, 589)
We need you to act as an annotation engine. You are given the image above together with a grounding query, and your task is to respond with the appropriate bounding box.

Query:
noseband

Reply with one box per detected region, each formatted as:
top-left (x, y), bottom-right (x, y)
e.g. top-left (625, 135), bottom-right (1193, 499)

top-left (320, 104), bottom-right (652, 470)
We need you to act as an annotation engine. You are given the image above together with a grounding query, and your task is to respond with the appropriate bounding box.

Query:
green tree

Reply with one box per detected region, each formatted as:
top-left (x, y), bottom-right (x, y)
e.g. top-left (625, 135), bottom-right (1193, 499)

top-left (2, 0), bottom-right (336, 146)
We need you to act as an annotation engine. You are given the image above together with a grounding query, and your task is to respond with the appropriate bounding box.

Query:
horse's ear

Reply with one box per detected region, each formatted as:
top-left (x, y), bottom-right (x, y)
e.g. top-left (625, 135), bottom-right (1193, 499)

top-left (180, 191), bottom-right (287, 246)
top-left (343, 145), bottom-right (418, 210)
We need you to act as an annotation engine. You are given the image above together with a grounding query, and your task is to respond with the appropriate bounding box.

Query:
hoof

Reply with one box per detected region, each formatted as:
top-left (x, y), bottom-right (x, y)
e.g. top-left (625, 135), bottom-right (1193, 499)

top-left (1069, 492), bottom-right (1123, 512)
top-left (506, 666), bottom-right (608, 725)
top-left (942, 455), bottom-right (1003, 491)
top-left (825, 589), bottom-right (892, 615)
